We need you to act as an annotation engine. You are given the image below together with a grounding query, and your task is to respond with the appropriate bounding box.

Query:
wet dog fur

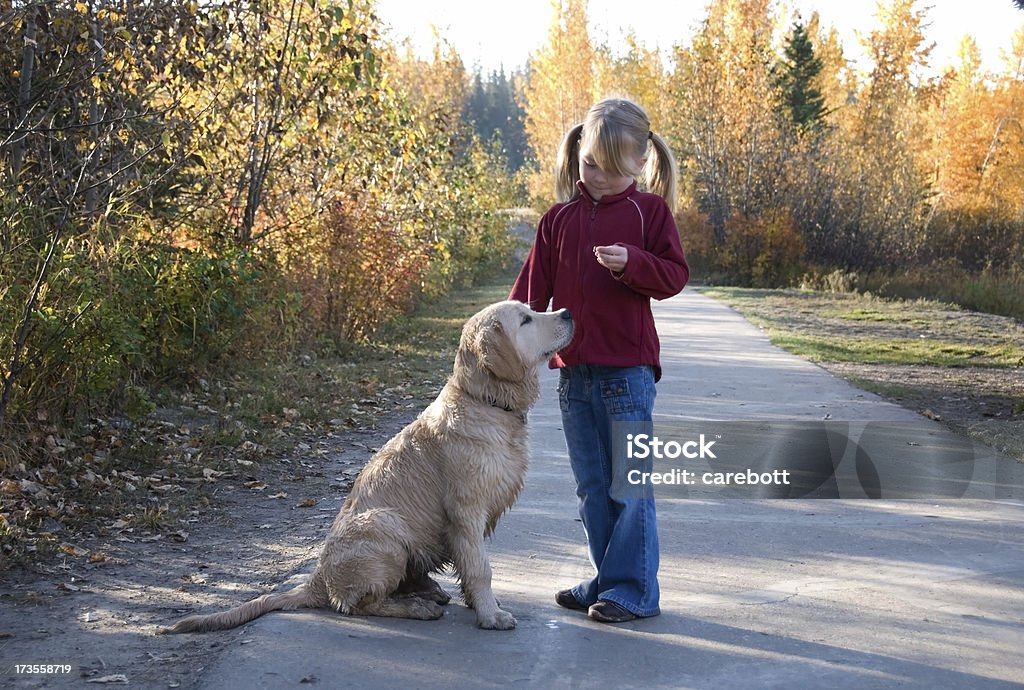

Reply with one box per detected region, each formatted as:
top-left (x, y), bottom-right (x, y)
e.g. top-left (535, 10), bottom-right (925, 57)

top-left (162, 300), bottom-right (573, 633)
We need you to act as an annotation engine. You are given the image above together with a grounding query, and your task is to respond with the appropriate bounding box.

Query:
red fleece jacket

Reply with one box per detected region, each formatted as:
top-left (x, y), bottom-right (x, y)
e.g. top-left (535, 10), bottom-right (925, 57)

top-left (509, 181), bottom-right (689, 381)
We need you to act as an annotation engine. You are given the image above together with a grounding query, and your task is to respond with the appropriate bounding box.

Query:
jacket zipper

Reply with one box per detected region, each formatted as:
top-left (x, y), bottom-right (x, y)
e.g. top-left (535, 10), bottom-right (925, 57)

top-left (587, 201), bottom-right (599, 264)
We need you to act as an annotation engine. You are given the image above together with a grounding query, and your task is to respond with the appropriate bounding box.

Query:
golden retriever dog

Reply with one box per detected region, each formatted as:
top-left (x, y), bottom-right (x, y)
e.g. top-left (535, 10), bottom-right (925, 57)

top-left (163, 300), bottom-right (573, 633)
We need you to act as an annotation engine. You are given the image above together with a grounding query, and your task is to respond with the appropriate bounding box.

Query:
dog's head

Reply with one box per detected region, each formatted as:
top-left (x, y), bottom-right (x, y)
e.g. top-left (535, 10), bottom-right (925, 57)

top-left (469, 301), bottom-right (574, 381)
top-left (454, 301), bottom-right (574, 409)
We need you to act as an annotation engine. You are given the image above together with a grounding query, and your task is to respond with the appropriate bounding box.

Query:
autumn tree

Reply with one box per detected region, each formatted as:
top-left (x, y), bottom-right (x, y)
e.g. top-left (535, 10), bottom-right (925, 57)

top-left (928, 38), bottom-right (990, 204)
top-left (0, 1), bottom-right (224, 429)
top-left (521, 0), bottom-right (595, 203)
top-left (669, 0), bottom-right (783, 242)
top-left (381, 39), bottom-right (520, 295)
top-left (593, 34), bottom-right (672, 134)
top-left (980, 27), bottom-right (1024, 221)
top-left (176, 0), bottom-right (381, 247)
top-left (805, 13), bottom-right (852, 132)
top-left (921, 29), bottom-right (1024, 270)
top-left (831, 0), bottom-right (933, 269)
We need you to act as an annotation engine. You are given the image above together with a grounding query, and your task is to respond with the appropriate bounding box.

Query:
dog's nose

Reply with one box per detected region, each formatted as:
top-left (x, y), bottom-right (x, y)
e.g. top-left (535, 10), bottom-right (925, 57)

top-left (559, 309), bottom-right (572, 322)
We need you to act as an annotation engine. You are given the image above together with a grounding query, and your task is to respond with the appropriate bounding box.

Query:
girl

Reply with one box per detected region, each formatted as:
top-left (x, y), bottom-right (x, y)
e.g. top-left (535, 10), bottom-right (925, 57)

top-left (509, 97), bottom-right (688, 623)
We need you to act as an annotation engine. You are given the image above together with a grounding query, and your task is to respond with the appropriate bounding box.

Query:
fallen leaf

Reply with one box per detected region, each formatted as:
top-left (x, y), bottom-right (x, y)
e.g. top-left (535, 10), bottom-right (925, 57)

top-left (296, 498), bottom-right (316, 508)
top-left (269, 491), bottom-right (288, 499)
top-left (244, 481), bottom-right (267, 491)
top-left (19, 479), bottom-right (45, 495)
top-left (60, 542), bottom-right (89, 557)
top-left (86, 674), bottom-right (128, 684)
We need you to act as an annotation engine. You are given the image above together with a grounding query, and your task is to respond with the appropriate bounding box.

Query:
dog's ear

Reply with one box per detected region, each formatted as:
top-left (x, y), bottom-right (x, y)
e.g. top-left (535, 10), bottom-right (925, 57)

top-left (478, 319), bottom-right (527, 382)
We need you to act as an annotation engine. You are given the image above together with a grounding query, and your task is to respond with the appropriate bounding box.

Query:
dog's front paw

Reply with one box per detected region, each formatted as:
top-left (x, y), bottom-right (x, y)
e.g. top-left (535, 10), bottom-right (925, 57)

top-left (477, 608), bottom-right (516, 630)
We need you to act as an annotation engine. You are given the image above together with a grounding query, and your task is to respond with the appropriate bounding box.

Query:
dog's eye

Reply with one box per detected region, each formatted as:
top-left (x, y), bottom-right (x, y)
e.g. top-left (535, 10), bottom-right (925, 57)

top-left (521, 315), bottom-right (533, 326)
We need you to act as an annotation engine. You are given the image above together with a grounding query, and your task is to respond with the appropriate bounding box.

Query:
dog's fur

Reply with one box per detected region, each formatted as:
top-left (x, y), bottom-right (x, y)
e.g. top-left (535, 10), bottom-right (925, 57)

top-left (162, 300), bottom-right (573, 633)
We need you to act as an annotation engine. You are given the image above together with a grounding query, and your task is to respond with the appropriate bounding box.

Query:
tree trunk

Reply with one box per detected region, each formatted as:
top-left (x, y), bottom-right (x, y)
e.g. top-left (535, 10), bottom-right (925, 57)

top-left (7, 5), bottom-right (38, 187)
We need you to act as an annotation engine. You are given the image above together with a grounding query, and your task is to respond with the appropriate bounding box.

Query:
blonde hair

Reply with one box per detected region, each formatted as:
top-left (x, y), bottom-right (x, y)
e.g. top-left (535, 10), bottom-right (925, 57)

top-left (554, 98), bottom-right (678, 211)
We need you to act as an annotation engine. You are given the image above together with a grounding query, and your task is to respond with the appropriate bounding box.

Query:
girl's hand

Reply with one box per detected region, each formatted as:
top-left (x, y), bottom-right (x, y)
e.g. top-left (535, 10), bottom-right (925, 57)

top-left (594, 245), bottom-right (628, 273)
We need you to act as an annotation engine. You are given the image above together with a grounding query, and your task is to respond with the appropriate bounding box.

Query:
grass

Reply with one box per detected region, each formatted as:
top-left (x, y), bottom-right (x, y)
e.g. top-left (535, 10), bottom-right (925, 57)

top-left (770, 334), bottom-right (1012, 367)
top-left (699, 287), bottom-right (1024, 369)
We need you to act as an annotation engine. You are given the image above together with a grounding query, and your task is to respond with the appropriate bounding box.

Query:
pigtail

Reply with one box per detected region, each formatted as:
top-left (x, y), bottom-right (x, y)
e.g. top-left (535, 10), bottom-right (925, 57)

top-left (643, 132), bottom-right (679, 213)
top-left (554, 123), bottom-right (584, 203)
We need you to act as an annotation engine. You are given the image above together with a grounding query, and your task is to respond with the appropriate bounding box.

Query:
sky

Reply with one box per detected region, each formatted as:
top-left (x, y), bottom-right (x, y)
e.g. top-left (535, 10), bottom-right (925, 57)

top-left (374, 0), bottom-right (1024, 77)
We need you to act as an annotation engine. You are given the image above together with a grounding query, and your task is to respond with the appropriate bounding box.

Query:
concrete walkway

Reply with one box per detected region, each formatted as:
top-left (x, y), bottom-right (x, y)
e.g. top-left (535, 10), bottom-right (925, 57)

top-left (196, 288), bottom-right (1024, 689)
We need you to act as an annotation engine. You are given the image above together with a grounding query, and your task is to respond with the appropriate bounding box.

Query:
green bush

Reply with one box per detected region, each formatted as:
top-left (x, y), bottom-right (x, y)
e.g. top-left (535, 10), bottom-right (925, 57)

top-left (125, 245), bottom-right (279, 378)
top-left (0, 224), bottom-right (285, 426)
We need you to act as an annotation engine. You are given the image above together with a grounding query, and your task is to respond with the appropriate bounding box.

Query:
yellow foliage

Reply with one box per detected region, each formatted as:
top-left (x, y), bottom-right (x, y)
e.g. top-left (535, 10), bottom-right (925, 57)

top-left (521, 0), bottom-right (596, 205)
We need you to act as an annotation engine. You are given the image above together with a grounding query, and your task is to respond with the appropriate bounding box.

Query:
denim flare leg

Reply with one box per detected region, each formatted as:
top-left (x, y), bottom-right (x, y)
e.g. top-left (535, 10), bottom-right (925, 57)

top-left (557, 364), bottom-right (660, 617)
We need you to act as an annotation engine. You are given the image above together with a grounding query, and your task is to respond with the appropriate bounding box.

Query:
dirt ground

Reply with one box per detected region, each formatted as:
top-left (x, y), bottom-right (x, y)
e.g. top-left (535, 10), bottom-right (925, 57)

top-left (1, 410), bottom-right (417, 688)
top-left (820, 361), bottom-right (1024, 461)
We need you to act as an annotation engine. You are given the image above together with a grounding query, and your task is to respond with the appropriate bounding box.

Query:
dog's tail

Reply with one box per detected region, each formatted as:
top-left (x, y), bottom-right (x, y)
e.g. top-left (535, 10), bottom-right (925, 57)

top-left (161, 583), bottom-right (315, 634)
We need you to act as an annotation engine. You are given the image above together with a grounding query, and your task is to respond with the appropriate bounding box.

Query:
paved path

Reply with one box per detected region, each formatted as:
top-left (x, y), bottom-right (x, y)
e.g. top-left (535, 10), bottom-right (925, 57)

top-left (197, 288), bottom-right (1024, 689)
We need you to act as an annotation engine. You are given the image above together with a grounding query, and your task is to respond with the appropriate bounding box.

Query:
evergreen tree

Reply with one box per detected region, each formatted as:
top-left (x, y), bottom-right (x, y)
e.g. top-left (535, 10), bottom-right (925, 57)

top-left (464, 67), bottom-right (528, 172)
top-left (774, 20), bottom-right (827, 134)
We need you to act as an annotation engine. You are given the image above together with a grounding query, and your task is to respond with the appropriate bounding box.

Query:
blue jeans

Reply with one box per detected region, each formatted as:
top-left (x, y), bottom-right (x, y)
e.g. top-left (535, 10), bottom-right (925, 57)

top-left (558, 364), bottom-right (660, 617)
